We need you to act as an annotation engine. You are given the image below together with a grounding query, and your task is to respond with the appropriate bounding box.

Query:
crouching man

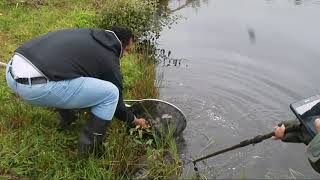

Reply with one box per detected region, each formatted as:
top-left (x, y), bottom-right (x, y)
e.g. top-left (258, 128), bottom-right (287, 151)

top-left (5, 27), bottom-right (147, 154)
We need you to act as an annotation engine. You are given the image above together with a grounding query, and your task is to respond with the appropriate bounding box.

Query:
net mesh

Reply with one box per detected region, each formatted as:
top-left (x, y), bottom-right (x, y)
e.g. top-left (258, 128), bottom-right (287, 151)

top-left (128, 99), bottom-right (187, 137)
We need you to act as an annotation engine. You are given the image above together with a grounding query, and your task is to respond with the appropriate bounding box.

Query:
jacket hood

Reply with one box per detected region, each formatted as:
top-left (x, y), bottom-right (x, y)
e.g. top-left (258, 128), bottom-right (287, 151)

top-left (91, 29), bottom-right (123, 58)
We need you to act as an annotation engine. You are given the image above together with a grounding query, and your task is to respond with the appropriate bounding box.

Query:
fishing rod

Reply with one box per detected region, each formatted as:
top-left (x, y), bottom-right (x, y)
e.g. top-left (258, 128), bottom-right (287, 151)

top-left (192, 126), bottom-right (299, 173)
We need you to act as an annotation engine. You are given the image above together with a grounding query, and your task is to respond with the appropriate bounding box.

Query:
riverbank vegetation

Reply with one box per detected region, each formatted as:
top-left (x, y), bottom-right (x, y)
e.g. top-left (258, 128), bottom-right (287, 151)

top-left (0, 0), bottom-right (182, 179)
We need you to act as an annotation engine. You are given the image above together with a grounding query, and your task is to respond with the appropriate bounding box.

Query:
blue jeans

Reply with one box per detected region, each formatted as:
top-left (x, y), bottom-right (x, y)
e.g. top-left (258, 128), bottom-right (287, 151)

top-left (6, 60), bottom-right (119, 121)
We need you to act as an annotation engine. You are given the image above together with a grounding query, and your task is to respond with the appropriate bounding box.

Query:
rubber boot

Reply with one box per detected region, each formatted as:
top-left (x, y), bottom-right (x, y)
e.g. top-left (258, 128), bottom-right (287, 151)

top-left (78, 114), bottom-right (111, 155)
top-left (57, 109), bottom-right (77, 130)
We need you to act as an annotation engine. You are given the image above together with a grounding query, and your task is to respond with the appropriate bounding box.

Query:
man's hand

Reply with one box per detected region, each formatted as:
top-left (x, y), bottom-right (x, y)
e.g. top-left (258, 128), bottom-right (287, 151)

top-left (274, 118), bottom-right (320, 139)
top-left (315, 118), bottom-right (320, 132)
top-left (272, 119), bottom-right (301, 140)
top-left (133, 118), bottom-right (148, 129)
top-left (273, 124), bottom-right (286, 140)
top-left (272, 118), bottom-right (320, 145)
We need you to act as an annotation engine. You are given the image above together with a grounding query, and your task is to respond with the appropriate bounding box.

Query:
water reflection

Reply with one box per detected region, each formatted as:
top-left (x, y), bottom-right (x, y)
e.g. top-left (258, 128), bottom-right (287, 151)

top-left (247, 28), bottom-right (256, 44)
top-left (159, 0), bottom-right (209, 13)
top-left (266, 0), bottom-right (320, 5)
top-left (295, 0), bottom-right (303, 5)
top-left (161, 0), bottom-right (320, 12)
top-left (160, 0), bottom-right (319, 13)
top-left (157, 48), bottom-right (189, 67)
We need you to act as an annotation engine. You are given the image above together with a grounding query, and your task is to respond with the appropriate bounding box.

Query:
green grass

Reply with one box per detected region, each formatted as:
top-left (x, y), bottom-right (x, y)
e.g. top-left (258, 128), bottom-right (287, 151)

top-left (0, 0), bottom-right (181, 179)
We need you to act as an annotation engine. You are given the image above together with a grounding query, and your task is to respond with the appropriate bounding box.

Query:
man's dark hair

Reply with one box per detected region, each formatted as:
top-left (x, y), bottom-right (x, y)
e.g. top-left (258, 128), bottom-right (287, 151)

top-left (111, 26), bottom-right (134, 48)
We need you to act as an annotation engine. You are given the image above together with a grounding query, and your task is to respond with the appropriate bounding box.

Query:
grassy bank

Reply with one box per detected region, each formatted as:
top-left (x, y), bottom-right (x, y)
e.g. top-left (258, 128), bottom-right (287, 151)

top-left (0, 0), bottom-right (181, 179)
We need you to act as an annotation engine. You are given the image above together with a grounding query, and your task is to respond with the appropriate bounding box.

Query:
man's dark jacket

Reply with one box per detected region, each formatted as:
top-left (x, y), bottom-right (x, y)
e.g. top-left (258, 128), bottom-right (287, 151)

top-left (15, 28), bottom-right (134, 122)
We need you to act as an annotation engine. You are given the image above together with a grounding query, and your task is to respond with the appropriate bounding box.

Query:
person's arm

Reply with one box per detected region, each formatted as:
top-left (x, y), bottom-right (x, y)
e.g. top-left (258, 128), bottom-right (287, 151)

top-left (114, 91), bottom-right (135, 122)
top-left (307, 133), bottom-right (320, 174)
top-left (307, 119), bottom-right (320, 173)
top-left (114, 94), bottom-right (148, 128)
top-left (275, 118), bottom-right (320, 174)
top-left (104, 62), bottom-right (148, 128)
top-left (274, 119), bottom-right (313, 145)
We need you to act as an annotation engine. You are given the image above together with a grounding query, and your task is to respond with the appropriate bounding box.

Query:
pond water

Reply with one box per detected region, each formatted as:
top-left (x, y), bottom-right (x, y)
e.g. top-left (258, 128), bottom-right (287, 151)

top-left (157, 0), bottom-right (320, 179)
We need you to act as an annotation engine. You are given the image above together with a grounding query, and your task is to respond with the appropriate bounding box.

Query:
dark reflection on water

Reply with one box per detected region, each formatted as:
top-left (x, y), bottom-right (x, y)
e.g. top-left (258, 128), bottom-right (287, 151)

top-left (156, 48), bottom-right (189, 67)
top-left (157, 0), bottom-right (320, 179)
top-left (159, 0), bottom-right (209, 13)
top-left (295, 0), bottom-right (303, 5)
top-left (247, 28), bottom-right (256, 44)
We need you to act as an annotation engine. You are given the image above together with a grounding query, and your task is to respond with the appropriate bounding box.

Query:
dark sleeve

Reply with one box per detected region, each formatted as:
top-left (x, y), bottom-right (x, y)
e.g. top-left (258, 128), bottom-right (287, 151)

top-left (114, 91), bottom-right (135, 123)
top-left (307, 134), bottom-right (320, 174)
top-left (102, 62), bottom-right (135, 123)
top-left (279, 119), bottom-right (313, 145)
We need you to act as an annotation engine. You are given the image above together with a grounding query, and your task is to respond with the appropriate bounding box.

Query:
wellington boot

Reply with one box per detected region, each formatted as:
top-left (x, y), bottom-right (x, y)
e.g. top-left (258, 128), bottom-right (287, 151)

top-left (78, 114), bottom-right (111, 155)
top-left (57, 109), bottom-right (77, 130)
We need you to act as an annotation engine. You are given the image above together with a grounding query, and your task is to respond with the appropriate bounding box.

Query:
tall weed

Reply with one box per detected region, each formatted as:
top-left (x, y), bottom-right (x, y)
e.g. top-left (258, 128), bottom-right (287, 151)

top-left (97, 0), bottom-right (158, 38)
